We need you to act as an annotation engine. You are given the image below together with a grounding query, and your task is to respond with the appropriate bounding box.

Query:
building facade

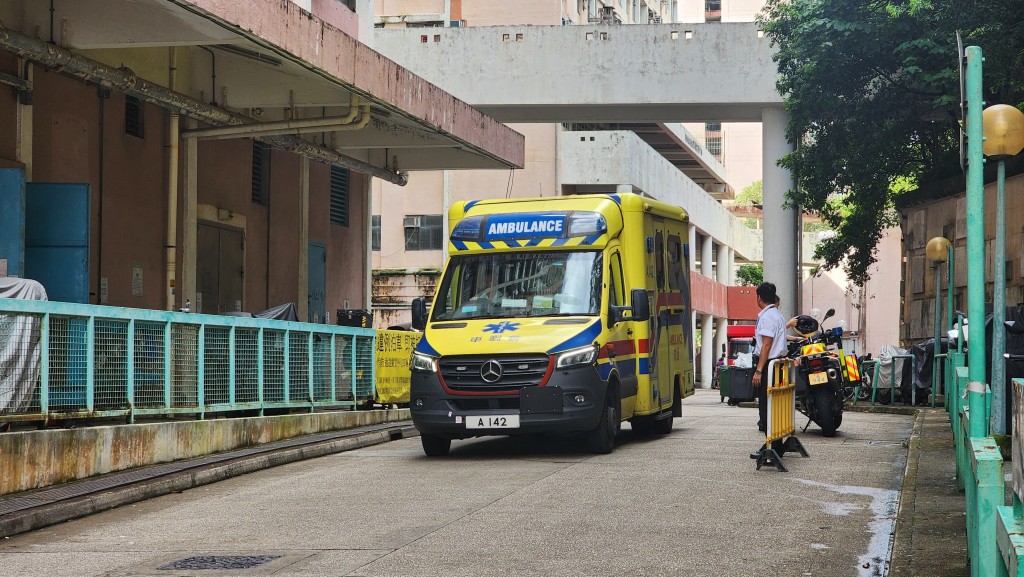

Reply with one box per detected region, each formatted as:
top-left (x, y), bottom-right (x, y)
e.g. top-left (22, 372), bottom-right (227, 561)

top-left (0, 0), bottom-right (522, 323)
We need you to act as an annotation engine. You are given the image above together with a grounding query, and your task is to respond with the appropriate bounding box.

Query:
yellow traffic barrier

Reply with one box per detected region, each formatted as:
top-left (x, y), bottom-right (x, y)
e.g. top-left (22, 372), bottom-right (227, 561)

top-left (754, 358), bottom-right (809, 472)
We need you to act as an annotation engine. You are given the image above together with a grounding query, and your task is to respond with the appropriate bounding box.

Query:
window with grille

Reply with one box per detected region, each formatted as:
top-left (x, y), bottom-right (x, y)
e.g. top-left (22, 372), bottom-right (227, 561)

top-left (251, 142), bottom-right (270, 204)
top-left (330, 165), bottom-right (349, 227)
top-left (405, 215), bottom-right (443, 251)
top-left (371, 215), bottom-right (381, 251)
top-left (125, 95), bottom-right (144, 138)
top-left (705, 0), bottom-right (721, 21)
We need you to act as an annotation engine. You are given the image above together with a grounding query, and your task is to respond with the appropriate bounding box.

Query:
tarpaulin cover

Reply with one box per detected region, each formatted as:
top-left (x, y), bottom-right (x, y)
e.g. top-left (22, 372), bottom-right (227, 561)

top-left (0, 277), bottom-right (47, 413)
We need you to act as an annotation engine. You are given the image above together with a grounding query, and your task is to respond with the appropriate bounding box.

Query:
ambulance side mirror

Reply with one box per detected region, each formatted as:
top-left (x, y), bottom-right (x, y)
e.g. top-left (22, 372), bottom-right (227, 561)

top-left (630, 289), bottom-right (651, 321)
top-left (411, 297), bottom-right (428, 331)
top-left (608, 289), bottom-right (651, 325)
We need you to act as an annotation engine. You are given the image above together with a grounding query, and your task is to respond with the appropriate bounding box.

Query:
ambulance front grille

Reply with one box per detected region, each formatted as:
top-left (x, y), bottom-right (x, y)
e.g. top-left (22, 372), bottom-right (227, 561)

top-left (439, 354), bottom-right (550, 392)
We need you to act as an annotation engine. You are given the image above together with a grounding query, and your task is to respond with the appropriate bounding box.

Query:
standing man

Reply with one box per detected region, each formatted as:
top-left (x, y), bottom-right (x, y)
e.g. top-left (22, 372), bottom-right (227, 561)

top-left (752, 282), bottom-right (787, 432)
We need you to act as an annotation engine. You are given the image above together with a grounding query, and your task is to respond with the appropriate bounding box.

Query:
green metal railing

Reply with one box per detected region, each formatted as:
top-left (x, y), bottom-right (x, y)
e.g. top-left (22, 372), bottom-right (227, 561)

top-left (946, 350), bottom-right (1021, 576)
top-left (0, 298), bottom-right (377, 422)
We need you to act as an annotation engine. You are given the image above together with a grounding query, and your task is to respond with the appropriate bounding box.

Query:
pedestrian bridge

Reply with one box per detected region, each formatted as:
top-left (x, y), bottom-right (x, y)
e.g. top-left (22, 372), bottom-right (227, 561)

top-left (374, 22), bottom-right (781, 124)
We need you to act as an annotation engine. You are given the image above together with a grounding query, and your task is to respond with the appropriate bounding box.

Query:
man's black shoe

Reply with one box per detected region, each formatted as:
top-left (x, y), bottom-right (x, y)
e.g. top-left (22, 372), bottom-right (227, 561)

top-left (750, 449), bottom-right (764, 459)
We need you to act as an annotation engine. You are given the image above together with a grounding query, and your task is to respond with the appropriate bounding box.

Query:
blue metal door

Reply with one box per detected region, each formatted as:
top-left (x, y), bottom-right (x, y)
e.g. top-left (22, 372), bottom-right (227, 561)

top-left (0, 169), bottom-right (26, 277)
top-left (25, 183), bottom-right (90, 303)
top-left (308, 242), bottom-right (326, 323)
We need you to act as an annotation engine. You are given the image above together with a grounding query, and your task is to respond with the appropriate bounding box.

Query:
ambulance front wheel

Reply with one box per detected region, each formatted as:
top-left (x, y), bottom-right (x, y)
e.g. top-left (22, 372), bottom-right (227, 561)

top-left (421, 434), bottom-right (452, 457)
top-left (586, 383), bottom-right (620, 454)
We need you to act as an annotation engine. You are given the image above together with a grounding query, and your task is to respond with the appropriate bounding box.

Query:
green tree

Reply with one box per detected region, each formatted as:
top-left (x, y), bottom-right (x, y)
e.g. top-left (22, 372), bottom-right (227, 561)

top-left (736, 264), bottom-right (764, 286)
top-left (758, 0), bottom-right (1024, 285)
top-left (735, 180), bottom-right (763, 205)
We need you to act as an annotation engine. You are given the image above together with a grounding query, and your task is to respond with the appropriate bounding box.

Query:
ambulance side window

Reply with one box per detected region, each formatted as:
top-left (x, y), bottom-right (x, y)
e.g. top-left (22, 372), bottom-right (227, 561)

top-left (609, 252), bottom-right (624, 308)
top-left (668, 235), bottom-right (681, 290)
top-left (655, 231), bottom-right (665, 289)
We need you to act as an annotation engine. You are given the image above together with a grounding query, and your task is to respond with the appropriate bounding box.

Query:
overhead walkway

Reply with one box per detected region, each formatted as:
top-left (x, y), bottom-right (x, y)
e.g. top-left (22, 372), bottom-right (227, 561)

top-left (374, 23), bottom-right (781, 123)
top-left (376, 22), bottom-right (802, 385)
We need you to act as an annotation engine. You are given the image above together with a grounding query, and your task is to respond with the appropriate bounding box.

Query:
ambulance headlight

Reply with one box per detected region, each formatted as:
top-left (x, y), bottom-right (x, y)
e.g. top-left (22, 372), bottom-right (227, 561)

top-left (556, 345), bottom-right (599, 369)
top-left (410, 352), bottom-right (438, 373)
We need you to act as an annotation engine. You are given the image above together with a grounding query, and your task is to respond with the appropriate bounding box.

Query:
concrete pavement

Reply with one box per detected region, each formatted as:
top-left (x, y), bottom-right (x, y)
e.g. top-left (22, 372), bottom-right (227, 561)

top-left (0, 390), bottom-right (968, 576)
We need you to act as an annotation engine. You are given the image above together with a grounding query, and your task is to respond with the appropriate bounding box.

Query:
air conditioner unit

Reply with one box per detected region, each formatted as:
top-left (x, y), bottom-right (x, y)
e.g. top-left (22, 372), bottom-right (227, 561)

top-left (601, 5), bottom-right (615, 23)
top-left (404, 216), bottom-right (422, 228)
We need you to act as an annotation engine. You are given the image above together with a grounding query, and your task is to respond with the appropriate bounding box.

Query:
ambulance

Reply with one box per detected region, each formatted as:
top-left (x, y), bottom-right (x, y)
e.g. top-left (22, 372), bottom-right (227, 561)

top-left (409, 193), bottom-right (695, 456)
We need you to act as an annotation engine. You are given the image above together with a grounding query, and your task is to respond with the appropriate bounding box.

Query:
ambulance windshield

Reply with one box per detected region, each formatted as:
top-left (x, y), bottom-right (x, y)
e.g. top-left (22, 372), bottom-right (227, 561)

top-left (431, 251), bottom-right (603, 321)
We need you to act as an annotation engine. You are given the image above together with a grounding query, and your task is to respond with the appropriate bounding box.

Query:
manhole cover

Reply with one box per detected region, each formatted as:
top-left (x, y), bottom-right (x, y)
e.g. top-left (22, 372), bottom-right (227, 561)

top-left (158, 556), bottom-right (282, 570)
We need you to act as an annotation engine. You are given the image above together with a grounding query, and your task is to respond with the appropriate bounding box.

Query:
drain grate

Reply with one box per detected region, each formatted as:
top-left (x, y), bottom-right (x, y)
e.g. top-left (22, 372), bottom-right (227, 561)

top-left (158, 555), bottom-right (281, 570)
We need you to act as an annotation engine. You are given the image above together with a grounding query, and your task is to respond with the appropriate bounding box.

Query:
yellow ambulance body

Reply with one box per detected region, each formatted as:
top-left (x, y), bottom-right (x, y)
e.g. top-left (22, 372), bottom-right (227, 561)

top-left (409, 193), bottom-right (694, 456)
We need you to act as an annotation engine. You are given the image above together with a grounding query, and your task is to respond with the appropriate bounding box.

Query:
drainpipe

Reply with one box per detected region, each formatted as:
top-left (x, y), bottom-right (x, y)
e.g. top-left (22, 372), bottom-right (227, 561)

top-left (185, 98), bottom-right (369, 140)
top-left (15, 60), bottom-right (32, 181)
top-left (166, 47), bottom-right (179, 311)
top-left (0, 25), bottom-right (408, 187)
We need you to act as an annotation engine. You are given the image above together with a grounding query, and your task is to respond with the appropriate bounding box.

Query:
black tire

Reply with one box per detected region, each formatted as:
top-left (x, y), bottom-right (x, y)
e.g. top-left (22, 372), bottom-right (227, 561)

top-left (857, 374), bottom-right (872, 401)
top-left (652, 414), bottom-right (673, 435)
top-left (812, 389), bottom-right (838, 437)
top-left (587, 384), bottom-right (620, 454)
top-left (652, 386), bottom-right (678, 435)
top-left (420, 434), bottom-right (451, 457)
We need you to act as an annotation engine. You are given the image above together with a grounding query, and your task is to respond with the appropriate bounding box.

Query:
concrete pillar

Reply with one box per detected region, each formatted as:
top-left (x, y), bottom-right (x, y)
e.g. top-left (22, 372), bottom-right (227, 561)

top-left (182, 124), bottom-right (198, 312)
top-left (297, 157), bottom-right (309, 322)
top-left (727, 247), bottom-right (735, 285)
top-left (701, 313), bottom-right (714, 388)
top-left (715, 316), bottom-right (728, 368)
top-left (688, 225), bottom-right (697, 271)
top-left (762, 107), bottom-right (798, 318)
top-left (700, 235), bottom-right (713, 278)
top-left (689, 226), bottom-right (698, 368)
top-left (716, 242), bottom-right (730, 284)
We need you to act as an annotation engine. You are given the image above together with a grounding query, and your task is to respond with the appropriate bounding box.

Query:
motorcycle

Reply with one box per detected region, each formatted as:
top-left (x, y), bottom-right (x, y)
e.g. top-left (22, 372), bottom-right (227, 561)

top-left (786, 308), bottom-right (857, 437)
top-left (843, 353), bottom-right (873, 403)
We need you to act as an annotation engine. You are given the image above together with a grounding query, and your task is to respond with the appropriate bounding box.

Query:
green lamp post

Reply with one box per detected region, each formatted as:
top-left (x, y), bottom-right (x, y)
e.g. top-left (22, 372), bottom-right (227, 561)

top-left (927, 236), bottom-right (952, 402)
top-left (982, 103), bottom-right (1024, 435)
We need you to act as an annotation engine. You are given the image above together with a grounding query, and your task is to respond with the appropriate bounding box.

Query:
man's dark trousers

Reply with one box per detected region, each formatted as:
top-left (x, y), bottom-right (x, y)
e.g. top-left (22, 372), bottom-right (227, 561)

top-left (756, 378), bottom-right (767, 432)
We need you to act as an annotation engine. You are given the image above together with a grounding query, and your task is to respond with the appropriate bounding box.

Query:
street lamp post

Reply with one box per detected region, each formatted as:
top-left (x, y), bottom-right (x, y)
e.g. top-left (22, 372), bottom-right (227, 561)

top-left (927, 236), bottom-right (951, 403)
top-left (982, 103), bottom-right (1024, 435)
top-left (964, 46), bottom-right (987, 438)
top-left (947, 243), bottom-right (955, 412)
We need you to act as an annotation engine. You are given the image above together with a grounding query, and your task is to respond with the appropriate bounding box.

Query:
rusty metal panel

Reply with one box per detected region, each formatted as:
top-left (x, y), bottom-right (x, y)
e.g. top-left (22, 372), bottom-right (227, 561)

top-left (909, 299), bottom-right (924, 340)
top-left (956, 197), bottom-right (967, 239)
top-left (910, 210), bottom-right (926, 249)
top-left (911, 256), bottom-right (924, 294)
top-left (955, 245), bottom-right (967, 288)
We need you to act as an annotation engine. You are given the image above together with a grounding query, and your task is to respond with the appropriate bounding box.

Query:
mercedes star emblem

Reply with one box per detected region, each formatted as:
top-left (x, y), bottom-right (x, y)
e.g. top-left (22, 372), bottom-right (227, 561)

top-left (480, 359), bottom-right (503, 383)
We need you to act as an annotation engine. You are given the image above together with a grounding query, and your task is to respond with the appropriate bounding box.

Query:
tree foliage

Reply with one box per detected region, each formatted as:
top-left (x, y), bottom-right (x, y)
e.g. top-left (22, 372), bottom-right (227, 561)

top-left (757, 0), bottom-right (1024, 285)
top-left (736, 264), bottom-right (764, 286)
top-left (736, 180), bottom-right (763, 205)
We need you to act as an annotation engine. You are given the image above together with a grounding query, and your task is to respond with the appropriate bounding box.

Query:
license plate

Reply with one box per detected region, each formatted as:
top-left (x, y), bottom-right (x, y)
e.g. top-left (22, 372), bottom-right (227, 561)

top-left (465, 415), bottom-right (520, 429)
top-left (809, 371), bottom-right (828, 385)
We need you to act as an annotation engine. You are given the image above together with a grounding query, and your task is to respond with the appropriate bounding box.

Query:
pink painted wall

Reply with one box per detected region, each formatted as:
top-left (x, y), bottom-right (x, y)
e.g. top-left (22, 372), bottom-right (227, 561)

top-left (312, 0), bottom-right (359, 38)
top-left (690, 271), bottom-right (728, 318)
top-left (461, 1), bottom-right (561, 26)
top-left (0, 53), bottom-right (18, 164)
top-left (0, 65), bottom-right (365, 316)
top-left (29, 68), bottom-right (168, 309)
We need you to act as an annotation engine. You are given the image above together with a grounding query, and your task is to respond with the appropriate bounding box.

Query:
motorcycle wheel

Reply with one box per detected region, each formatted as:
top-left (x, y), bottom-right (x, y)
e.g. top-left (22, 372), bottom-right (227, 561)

top-left (812, 389), bottom-right (839, 437)
top-left (857, 374), bottom-right (873, 401)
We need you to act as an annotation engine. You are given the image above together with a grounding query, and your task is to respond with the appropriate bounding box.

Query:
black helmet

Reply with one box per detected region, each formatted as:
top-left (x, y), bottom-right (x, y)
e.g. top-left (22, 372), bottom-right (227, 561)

top-left (793, 315), bottom-right (818, 336)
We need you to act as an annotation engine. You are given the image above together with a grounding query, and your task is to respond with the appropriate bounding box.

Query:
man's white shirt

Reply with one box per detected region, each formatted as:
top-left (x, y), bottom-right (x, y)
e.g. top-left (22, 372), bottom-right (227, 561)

top-left (754, 304), bottom-right (787, 360)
